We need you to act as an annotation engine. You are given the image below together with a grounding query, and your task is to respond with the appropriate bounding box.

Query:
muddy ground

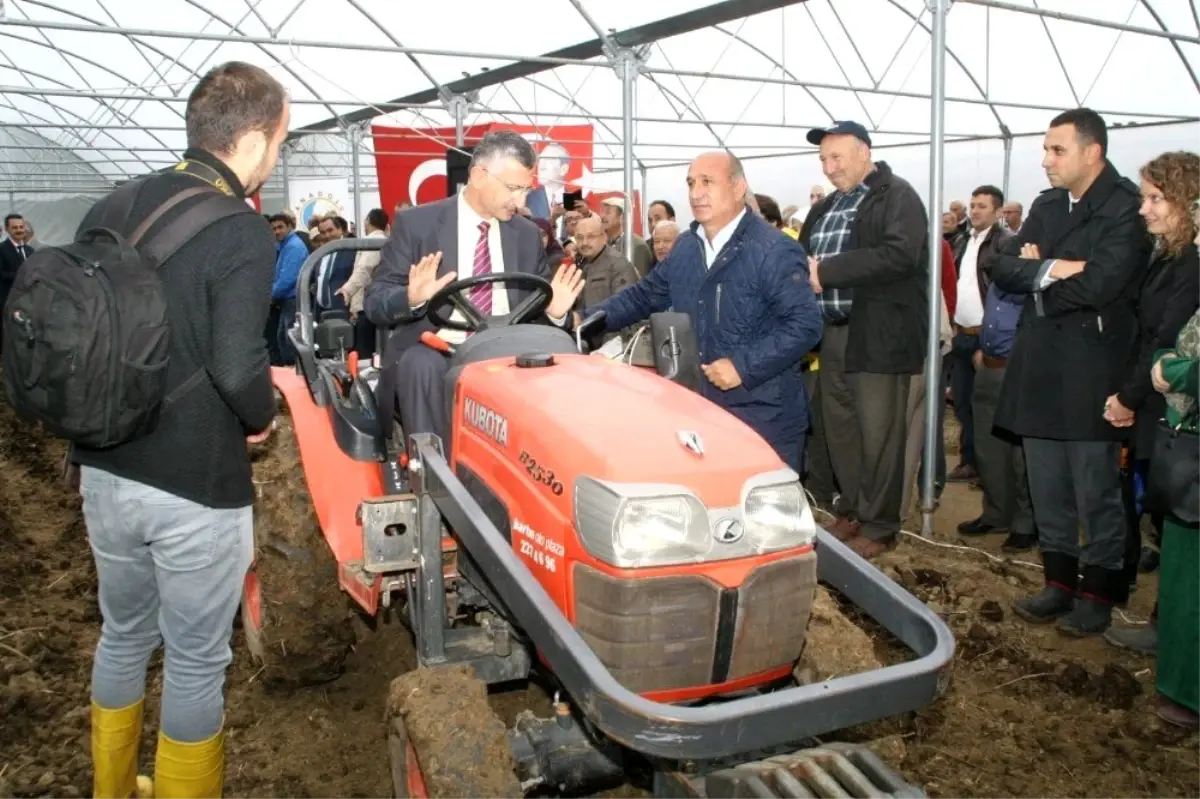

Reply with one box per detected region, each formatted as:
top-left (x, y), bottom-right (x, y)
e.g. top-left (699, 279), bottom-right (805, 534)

top-left (0, 396), bottom-right (1197, 798)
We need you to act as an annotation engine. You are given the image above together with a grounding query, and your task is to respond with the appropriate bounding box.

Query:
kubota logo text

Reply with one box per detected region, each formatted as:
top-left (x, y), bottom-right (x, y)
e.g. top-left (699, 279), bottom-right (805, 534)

top-left (463, 397), bottom-right (508, 447)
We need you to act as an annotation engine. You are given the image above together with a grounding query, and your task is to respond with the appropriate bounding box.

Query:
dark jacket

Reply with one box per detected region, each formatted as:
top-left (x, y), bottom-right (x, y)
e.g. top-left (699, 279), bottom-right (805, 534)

top-left (613, 233), bottom-right (654, 277)
top-left (798, 161), bottom-right (929, 374)
top-left (364, 195), bottom-right (550, 362)
top-left (586, 210), bottom-right (823, 471)
top-left (1117, 242), bottom-right (1200, 456)
top-left (576, 245), bottom-right (639, 349)
top-left (0, 238), bottom-right (34, 308)
top-left (989, 161), bottom-right (1152, 441)
top-left (70, 148), bottom-right (277, 508)
top-left (953, 221), bottom-right (1014, 315)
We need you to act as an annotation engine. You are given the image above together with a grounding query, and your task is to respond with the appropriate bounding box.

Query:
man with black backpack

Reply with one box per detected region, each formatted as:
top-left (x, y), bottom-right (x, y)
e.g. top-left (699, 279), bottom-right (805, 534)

top-left (2, 62), bottom-right (287, 799)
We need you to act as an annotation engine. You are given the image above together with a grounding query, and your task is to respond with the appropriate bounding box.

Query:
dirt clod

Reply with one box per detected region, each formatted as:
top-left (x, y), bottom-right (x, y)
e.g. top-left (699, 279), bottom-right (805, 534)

top-left (979, 599), bottom-right (1004, 622)
top-left (795, 586), bottom-right (884, 683)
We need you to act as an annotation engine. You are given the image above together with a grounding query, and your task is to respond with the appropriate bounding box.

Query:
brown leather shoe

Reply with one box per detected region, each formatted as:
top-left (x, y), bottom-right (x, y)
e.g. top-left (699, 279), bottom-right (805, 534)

top-left (1157, 696), bottom-right (1200, 729)
top-left (827, 516), bottom-right (861, 542)
top-left (847, 536), bottom-right (894, 560)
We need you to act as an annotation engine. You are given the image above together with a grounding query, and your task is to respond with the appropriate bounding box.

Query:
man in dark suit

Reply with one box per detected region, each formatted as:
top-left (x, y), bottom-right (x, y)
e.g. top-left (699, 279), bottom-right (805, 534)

top-left (1, 213), bottom-right (36, 353)
top-left (990, 108), bottom-right (1151, 637)
top-left (364, 130), bottom-right (582, 443)
top-left (572, 215), bottom-right (639, 350)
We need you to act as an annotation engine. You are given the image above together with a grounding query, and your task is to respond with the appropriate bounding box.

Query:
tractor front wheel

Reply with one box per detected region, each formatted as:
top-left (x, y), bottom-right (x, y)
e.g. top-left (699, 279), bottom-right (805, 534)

top-left (242, 412), bottom-right (355, 687)
top-left (386, 665), bottom-right (522, 798)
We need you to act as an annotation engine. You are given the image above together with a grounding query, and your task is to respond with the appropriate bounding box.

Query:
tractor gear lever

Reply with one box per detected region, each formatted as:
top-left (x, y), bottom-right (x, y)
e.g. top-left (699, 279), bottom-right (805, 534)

top-left (574, 309), bottom-right (607, 352)
top-left (420, 331), bottom-right (455, 355)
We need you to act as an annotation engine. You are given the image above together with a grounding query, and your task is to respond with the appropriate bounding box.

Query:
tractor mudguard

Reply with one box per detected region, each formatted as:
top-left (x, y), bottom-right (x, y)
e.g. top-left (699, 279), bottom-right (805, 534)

top-left (271, 365), bottom-right (385, 566)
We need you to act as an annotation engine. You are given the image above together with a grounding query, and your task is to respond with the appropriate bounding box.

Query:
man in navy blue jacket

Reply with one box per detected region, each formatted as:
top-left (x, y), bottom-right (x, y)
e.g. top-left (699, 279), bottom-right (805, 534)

top-left (579, 151), bottom-right (823, 472)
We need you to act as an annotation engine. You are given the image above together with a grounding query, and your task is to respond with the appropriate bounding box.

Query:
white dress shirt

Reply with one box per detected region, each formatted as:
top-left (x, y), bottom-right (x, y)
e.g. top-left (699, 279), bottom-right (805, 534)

top-left (954, 227), bottom-right (988, 327)
top-left (439, 191), bottom-right (508, 344)
top-left (698, 207), bottom-right (747, 268)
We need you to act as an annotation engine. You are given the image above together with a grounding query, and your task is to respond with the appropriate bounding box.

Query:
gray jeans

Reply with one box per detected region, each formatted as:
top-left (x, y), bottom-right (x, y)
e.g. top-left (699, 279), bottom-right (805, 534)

top-left (81, 466), bottom-right (254, 742)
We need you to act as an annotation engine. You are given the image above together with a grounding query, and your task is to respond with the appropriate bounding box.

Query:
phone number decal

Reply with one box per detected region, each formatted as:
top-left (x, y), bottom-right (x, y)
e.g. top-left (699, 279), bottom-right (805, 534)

top-left (513, 519), bottom-right (564, 573)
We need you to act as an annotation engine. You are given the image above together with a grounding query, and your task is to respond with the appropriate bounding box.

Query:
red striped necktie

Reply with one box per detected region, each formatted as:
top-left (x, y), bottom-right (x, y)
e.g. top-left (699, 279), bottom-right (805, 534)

top-left (471, 220), bottom-right (492, 315)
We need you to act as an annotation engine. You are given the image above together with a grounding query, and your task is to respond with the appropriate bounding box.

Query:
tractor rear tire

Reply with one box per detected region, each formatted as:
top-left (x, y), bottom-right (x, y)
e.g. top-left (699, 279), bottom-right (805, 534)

top-left (242, 411), bottom-right (355, 687)
top-left (386, 665), bottom-right (521, 799)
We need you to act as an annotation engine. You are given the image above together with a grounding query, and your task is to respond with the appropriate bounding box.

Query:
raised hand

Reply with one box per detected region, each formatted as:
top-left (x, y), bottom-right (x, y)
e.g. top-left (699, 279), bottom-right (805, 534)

top-left (547, 263), bottom-right (585, 319)
top-left (406, 252), bottom-right (455, 307)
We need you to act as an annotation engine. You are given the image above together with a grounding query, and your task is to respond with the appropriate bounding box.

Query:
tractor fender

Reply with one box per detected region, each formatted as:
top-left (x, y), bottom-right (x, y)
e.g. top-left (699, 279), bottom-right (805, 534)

top-left (270, 366), bottom-right (385, 566)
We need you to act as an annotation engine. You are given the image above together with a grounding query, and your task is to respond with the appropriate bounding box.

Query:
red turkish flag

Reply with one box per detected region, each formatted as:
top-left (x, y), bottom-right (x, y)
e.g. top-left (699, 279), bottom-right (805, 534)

top-left (372, 123), bottom-right (595, 212)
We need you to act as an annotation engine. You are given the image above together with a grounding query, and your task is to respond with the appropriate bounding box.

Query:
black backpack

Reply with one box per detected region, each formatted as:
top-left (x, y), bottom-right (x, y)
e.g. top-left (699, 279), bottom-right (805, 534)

top-left (1, 161), bottom-right (255, 449)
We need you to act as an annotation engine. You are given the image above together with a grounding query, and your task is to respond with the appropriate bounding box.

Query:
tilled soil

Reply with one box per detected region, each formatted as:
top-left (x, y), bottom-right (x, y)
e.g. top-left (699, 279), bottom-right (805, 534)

top-left (0, 398), bottom-right (1197, 798)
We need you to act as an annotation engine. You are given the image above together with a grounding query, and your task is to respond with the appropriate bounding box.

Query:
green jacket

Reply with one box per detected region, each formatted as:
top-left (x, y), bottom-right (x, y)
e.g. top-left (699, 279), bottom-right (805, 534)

top-left (1154, 347), bottom-right (1199, 433)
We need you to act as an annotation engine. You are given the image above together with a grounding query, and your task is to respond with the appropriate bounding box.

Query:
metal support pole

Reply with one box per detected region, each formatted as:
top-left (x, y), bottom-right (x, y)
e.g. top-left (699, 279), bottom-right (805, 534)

top-left (281, 145), bottom-right (291, 212)
top-left (921, 0), bottom-right (951, 537)
top-left (1000, 129), bottom-right (1013, 202)
top-left (639, 163), bottom-right (650, 230)
top-left (349, 125), bottom-right (363, 230)
top-left (619, 49), bottom-right (638, 263)
top-left (440, 91), bottom-right (476, 151)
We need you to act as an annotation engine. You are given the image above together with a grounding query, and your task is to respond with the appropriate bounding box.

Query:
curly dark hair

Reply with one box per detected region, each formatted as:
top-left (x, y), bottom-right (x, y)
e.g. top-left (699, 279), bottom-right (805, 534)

top-left (1139, 150), bottom-right (1199, 258)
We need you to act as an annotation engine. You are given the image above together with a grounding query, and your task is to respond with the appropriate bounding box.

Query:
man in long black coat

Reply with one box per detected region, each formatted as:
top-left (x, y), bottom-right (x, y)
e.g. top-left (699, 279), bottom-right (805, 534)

top-left (990, 108), bottom-right (1151, 637)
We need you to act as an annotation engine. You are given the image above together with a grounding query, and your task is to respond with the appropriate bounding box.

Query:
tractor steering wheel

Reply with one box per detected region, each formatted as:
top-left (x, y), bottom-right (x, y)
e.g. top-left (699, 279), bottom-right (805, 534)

top-left (425, 272), bottom-right (554, 332)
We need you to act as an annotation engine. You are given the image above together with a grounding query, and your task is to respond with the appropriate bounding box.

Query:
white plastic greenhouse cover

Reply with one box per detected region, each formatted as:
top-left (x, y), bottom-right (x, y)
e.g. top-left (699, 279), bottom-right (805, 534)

top-left (2, 0), bottom-right (1198, 193)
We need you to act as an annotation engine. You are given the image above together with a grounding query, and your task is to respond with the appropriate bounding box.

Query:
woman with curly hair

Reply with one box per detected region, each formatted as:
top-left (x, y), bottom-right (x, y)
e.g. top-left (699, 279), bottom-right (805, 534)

top-left (1103, 152), bottom-right (1200, 659)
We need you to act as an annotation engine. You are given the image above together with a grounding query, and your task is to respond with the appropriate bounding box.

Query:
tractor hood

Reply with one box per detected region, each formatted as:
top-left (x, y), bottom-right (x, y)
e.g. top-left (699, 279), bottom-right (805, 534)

top-left (453, 354), bottom-right (787, 509)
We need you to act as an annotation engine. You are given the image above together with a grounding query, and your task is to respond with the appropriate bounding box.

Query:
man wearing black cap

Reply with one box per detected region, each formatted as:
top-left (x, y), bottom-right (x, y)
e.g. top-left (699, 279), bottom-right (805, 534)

top-left (798, 121), bottom-right (930, 559)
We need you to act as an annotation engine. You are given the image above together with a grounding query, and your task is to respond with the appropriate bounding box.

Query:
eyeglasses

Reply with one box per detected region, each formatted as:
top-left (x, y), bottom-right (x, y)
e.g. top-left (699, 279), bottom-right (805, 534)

top-left (485, 169), bottom-right (533, 197)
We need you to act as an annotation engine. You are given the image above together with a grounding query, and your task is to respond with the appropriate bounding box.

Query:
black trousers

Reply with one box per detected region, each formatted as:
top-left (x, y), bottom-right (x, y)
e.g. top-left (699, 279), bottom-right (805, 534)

top-left (354, 314), bottom-right (377, 360)
top-left (394, 345), bottom-right (450, 450)
top-left (1024, 437), bottom-right (1126, 570)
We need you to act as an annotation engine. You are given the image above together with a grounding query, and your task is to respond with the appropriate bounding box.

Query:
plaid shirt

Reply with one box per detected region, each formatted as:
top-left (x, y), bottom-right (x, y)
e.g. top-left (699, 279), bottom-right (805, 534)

top-left (809, 183), bottom-right (868, 322)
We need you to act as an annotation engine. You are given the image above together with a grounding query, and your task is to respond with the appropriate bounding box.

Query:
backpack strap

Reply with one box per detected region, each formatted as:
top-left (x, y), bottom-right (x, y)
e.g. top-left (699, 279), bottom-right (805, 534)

top-left (135, 190), bottom-right (255, 268)
top-left (130, 187), bottom-right (257, 407)
top-left (126, 186), bottom-right (212, 250)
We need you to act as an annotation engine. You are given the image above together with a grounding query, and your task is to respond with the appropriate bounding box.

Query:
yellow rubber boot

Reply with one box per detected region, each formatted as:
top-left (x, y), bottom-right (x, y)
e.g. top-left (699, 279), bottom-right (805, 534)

top-left (91, 698), bottom-right (149, 799)
top-left (153, 729), bottom-right (226, 799)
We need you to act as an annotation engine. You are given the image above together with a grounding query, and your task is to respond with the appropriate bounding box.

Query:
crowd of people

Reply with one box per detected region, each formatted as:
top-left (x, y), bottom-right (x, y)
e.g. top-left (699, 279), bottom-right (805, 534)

top-left (1, 58), bottom-right (1196, 799)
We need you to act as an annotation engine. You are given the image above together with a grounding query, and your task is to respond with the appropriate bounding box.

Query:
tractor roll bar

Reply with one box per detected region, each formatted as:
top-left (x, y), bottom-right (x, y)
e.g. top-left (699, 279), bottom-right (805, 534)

top-left (409, 434), bottom-right (956, 762)
top-left (293, 236), bottom-right (386, 348)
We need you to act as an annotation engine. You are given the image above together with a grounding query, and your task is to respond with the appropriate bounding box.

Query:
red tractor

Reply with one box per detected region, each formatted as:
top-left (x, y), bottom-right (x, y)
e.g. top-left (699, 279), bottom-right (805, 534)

top-left (243, 237), bottom-right (955, 798)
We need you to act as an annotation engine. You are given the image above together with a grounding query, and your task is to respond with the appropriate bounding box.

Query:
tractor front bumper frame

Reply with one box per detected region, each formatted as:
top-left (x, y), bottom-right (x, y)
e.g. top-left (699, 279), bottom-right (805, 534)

top-left (409, 434), bottom-right (955, 762)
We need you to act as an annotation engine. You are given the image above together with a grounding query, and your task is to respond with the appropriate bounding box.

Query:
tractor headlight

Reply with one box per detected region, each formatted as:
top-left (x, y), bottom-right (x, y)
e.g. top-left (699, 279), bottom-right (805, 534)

top-left (743, 480), bottom-right (816, 554)
top-left (574, 478), bottom-right (712, 568)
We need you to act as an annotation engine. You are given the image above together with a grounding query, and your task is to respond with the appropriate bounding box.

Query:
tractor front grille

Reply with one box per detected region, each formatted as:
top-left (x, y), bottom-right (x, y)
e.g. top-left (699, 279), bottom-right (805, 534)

top-left (572, 551), bottom-right (817, 694)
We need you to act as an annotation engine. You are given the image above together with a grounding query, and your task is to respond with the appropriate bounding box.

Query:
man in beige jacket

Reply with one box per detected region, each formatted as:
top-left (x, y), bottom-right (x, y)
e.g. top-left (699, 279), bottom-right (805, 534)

top-left (336, 207), bottom-right (389, 358)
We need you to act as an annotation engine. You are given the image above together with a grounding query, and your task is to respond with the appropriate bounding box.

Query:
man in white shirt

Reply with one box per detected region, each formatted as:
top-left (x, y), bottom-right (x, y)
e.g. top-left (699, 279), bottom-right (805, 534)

top-left (948, 184), bottom-right (1009, 485)
top-left (364, 130), bottom-right (582, 445)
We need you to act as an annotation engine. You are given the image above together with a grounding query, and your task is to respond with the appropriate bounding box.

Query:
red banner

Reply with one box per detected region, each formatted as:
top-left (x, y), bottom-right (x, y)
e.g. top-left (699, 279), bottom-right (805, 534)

top-left (372, 123), bottom-right (595, 214)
